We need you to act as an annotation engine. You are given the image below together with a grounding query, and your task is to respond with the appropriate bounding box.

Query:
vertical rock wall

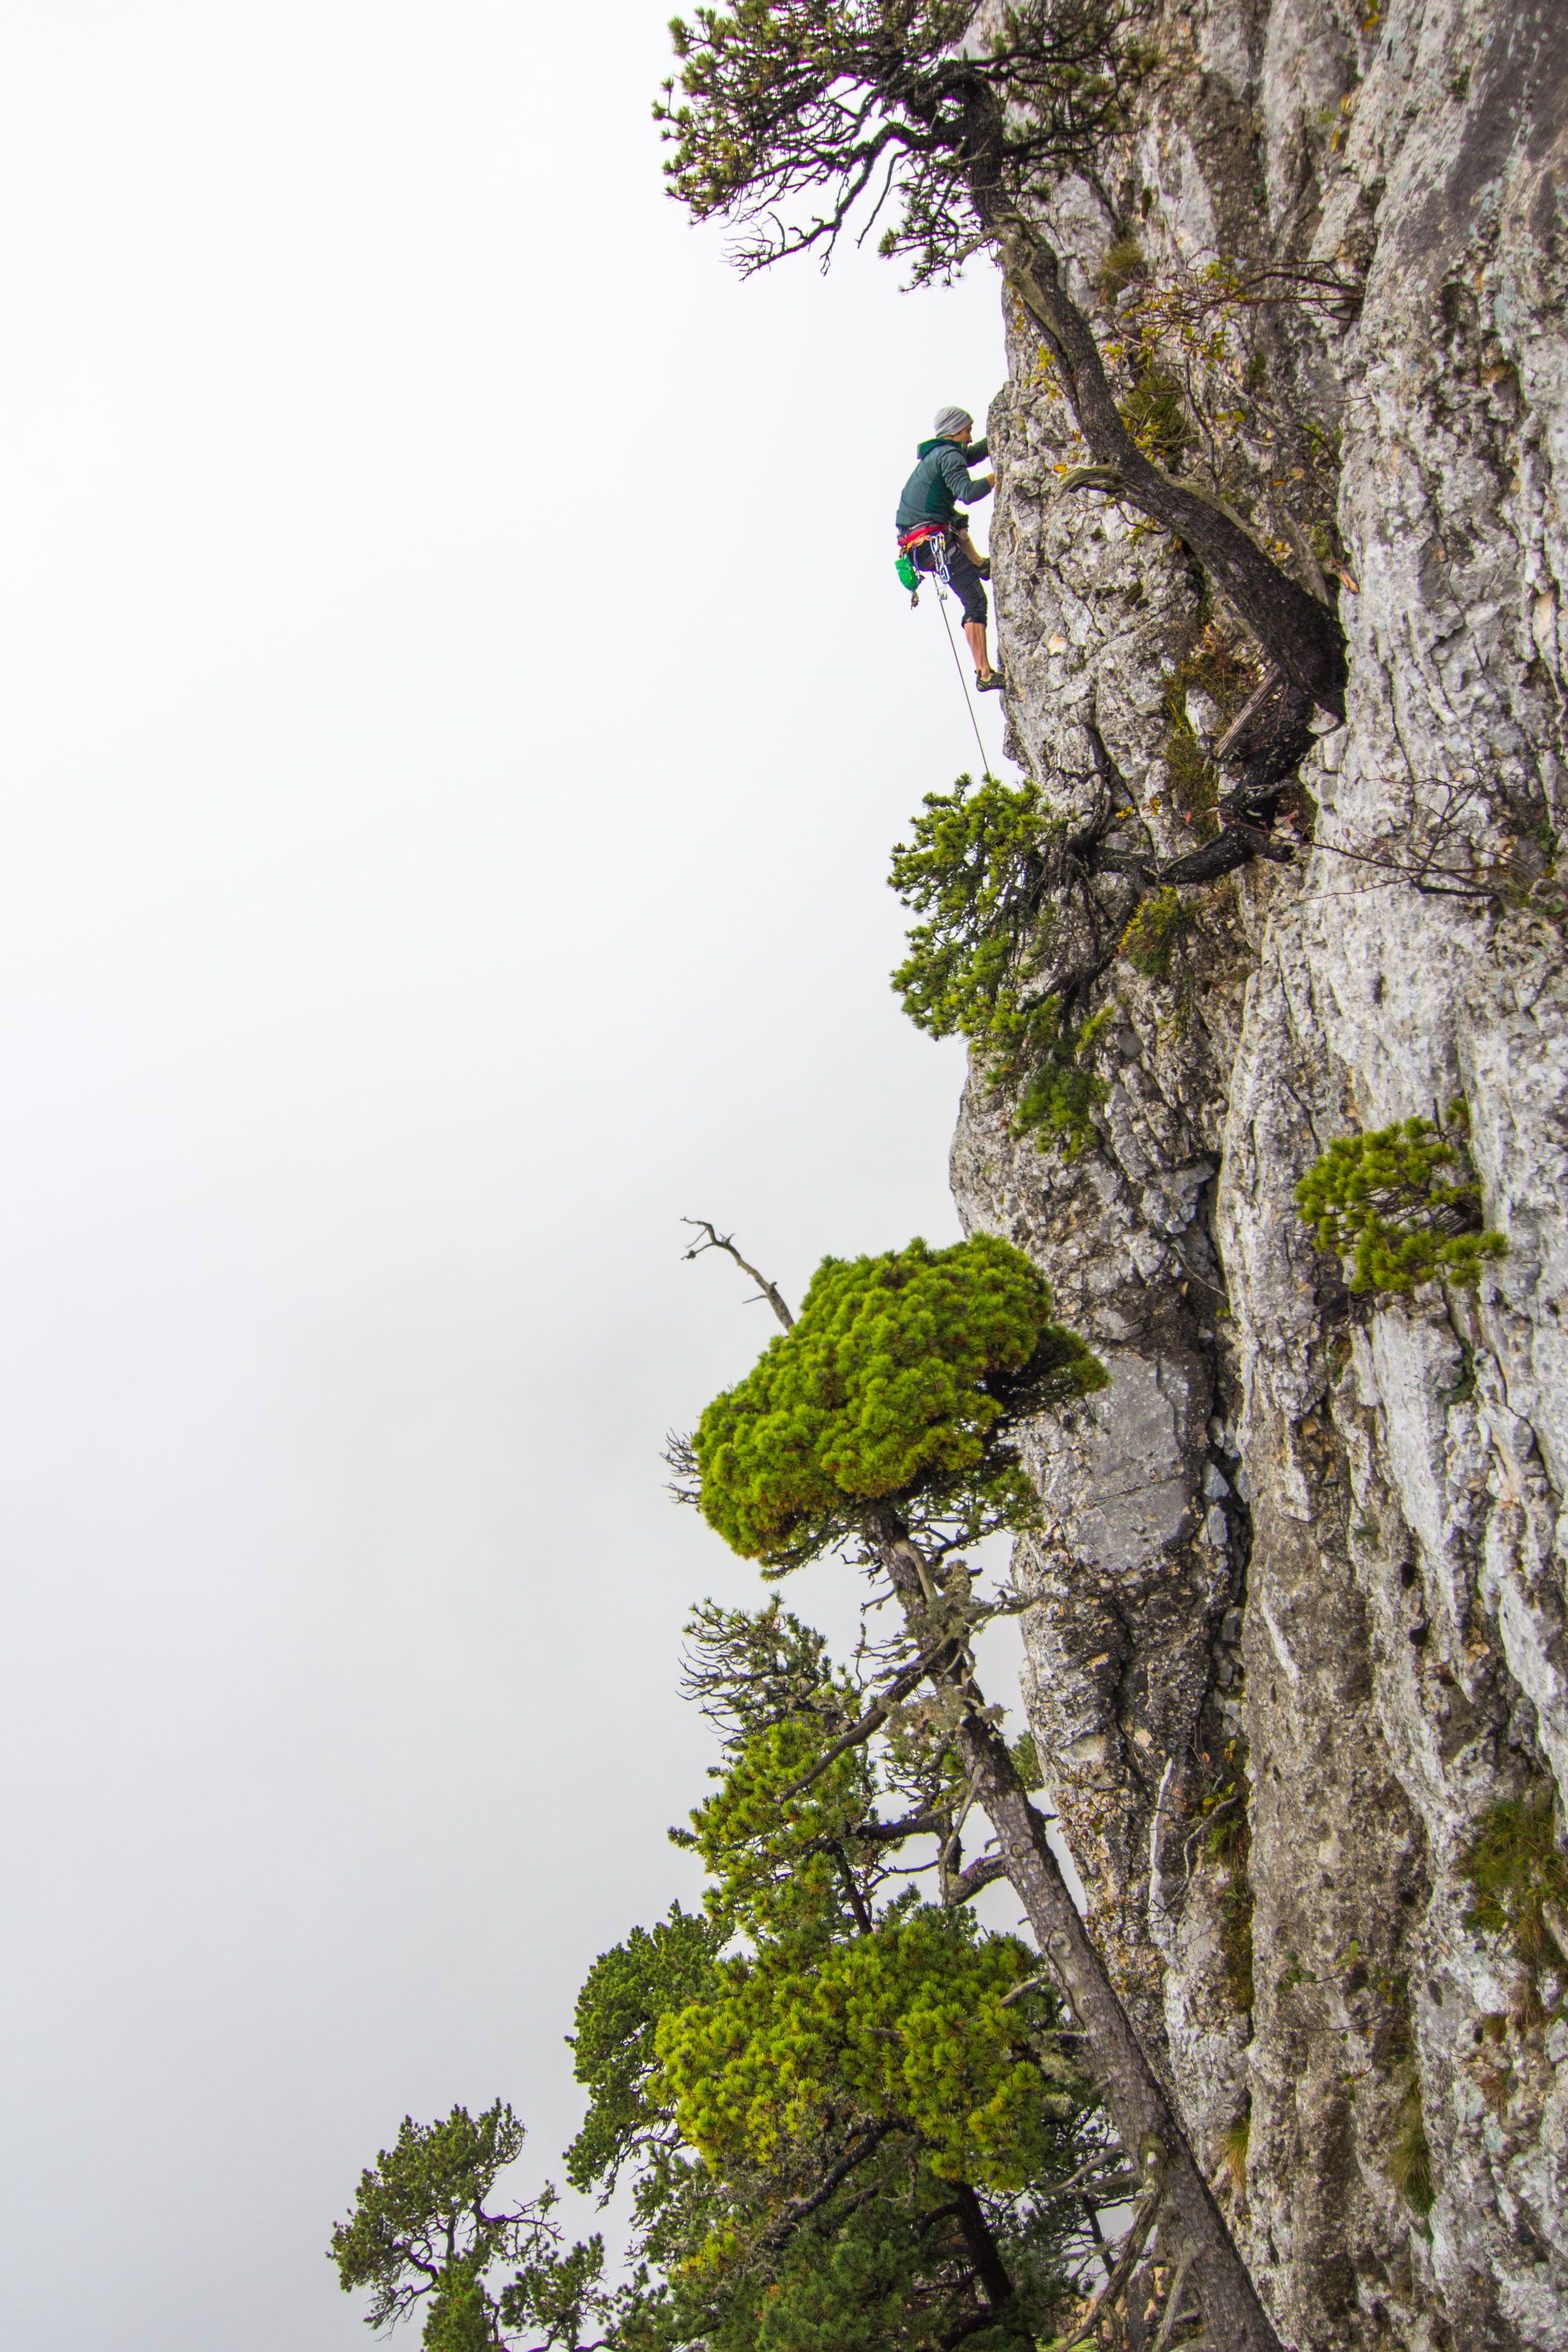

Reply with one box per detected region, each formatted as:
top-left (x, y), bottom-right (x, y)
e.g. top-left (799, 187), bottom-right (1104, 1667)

top-left (953, 4), bottom-right (1568, 2343)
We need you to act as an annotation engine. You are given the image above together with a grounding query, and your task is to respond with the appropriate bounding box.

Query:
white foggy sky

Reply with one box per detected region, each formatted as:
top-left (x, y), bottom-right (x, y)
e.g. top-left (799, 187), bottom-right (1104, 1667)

top-left (0, 5), bottom-right (1021, 2345)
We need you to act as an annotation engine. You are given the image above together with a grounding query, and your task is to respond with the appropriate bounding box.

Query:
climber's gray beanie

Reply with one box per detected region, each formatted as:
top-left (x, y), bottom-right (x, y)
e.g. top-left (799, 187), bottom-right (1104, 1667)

top-left (933, 404), bottom-right (973, 438)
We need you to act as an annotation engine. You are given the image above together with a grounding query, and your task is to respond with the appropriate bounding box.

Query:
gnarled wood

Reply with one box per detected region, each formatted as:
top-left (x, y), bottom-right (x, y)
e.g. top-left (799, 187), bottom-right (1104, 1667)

top-left (1001, 230), bottom-right (1347, 722)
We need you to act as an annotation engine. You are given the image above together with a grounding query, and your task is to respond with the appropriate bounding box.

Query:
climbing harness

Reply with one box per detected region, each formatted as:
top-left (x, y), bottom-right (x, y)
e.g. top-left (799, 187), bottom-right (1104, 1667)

top-left (895, 522), bottom-right (949, 604)
top-left (895, 524), bottom-right (990, 776)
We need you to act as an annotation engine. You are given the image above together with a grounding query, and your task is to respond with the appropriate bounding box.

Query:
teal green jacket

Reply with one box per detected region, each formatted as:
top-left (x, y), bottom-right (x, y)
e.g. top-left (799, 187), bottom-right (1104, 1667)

top-left (895, 435), bottom-right (991, 535)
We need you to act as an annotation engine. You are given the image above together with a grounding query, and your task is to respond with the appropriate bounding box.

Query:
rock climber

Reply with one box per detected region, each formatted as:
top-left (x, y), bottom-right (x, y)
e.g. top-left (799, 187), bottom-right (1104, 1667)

top-left (895, 405), bottom-right (1004, 691)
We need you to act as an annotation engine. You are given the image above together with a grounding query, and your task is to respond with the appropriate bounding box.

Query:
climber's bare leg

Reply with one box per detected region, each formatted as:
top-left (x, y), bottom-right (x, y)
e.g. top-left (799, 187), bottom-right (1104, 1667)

top-left (964, 618), bottom-right (995, 678)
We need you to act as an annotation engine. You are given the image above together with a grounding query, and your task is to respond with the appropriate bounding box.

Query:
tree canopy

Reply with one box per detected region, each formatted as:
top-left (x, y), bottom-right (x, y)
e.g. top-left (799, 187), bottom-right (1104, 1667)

top-left (328, 1599), bottom-right (1126, 2352)
top-left (558, 1599), bottom-right (1122, 2352)
top-left (691, 1234), bottom-right (1105, 1568)
top-left (655, 0), bottom-right (1133, 283)
top-left (328, 2103), bottom-right (586, 2349)
top-left (655, 1906), bottom-right (1076, 2188)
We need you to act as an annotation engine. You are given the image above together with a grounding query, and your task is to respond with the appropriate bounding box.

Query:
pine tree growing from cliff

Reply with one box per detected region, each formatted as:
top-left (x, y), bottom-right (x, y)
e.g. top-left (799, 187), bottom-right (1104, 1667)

top-left (678, 1224), bottom-right (1287, 2352)
top-left (563, 1597), bottom-right (1123, 2352)
top-left (653, 0), bottom-right (1346, 717)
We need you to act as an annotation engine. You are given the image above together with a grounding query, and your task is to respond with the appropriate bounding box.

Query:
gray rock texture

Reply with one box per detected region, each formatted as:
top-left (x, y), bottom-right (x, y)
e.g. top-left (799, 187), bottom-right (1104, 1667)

top-left (952, 2), bottom-right (1568, 2343)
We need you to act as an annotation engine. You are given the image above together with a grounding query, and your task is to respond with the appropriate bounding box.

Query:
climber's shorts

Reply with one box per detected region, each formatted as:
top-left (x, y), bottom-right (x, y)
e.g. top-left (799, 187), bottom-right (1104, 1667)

top-left (913, 532), bottom-right (988, 628)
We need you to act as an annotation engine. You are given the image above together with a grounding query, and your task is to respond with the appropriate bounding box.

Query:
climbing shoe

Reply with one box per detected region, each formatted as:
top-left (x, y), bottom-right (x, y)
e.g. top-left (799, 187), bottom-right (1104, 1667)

top-left (976, 669), bottom-right (1006, 694)
top-left (977, 557), bottom-right (992, 579)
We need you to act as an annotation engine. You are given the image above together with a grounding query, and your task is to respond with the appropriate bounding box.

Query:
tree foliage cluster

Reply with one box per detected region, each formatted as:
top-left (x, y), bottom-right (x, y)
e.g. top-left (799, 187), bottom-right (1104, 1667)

top-left (886, 757), bottom-right (1273, 1155)
top-left (562, 1597), bottom-right (1123, 2352)
top-left (329, 1589), bottom-right (1128, 2352)
top-left (654, 0), bottom-right (1136, 285)
top-left (1294, 1112), bottom-right (1508, 1298)
top-left (1457, 1785), bottom-right (1568, 1990)
top-left (328, 2104), bottom-right (596, 2352)
top-left (691, 1235), bottom-right (1106, 1568)
top-left (888, 773), bottom-right (1118, 1156)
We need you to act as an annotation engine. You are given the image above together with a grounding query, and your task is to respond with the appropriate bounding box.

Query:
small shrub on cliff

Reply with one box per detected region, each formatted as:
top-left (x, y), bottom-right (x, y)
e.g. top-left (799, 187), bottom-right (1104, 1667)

top-left (1458, 1786), bottom-right (1568, 1980)
top-left (1119, 887), bottom-right (1189, 978)
top-left (889, 773), bottom-right (1051, 1051)
top-left (1171, 622), bottom-right (1259, 725)
top-left (1158, 626), bottom-right (1259, 834)
top-left (889, 775), bottom-right (1112, 1155)
top-left (1122, 358), bottom-right (1189, 463)
top-left (1161, 688), bottom-right (1218, 829)
top-left (1218, 1879), bottom-right (1255, 2014)
top-left (692, 1235), bottom-right (1106, 1570)
top-left (1195, 1751), bottom-right (1254, 2013)
top-left (1094, 236), bottom-right (1148, 303)
top-left (1388, 2075), bottom-right (1436, 2217)
top-left (1010, 1000), bottom-right (1114, 1154)
top-left (1216, 2103), bottom-right (1250, 2201)
top-left (1294, 1112), bottom-right (1508, 1298)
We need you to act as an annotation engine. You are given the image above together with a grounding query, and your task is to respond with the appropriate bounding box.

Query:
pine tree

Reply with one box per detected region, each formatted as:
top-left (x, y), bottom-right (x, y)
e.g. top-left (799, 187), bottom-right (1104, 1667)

top-left (327, 2103), bottom-right (601, 2351)
top-left (682, 1228), bottom-right (1285, 2352)
top-left (564, 1599), bottom-right (1123, 2352)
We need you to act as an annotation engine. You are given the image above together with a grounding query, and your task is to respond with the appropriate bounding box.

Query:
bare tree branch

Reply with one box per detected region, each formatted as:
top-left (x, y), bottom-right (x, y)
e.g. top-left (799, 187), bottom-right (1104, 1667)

top-left (948, 1854), bottom-right (1009, 1903)
top-left (682, 1218), bottom-right (797, 1330)
top-left (775, 1641), bottom-right (960, 1799)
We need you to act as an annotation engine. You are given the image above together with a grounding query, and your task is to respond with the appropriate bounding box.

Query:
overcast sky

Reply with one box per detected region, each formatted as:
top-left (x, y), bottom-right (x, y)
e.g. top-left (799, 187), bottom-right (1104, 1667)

top-left (0, 6), bottom-right (1016, 2345)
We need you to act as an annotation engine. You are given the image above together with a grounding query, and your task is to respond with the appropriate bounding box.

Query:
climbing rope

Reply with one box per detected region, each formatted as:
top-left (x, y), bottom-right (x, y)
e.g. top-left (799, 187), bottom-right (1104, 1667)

top-left (904, 529), bottom-right (993, 779)
top-left (934, 583), bottom-right (993, 780)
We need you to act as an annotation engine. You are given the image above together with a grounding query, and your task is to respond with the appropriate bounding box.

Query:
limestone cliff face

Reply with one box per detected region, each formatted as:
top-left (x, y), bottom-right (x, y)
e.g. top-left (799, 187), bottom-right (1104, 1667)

top-left (954, 4), bottom-right (1568, 2344)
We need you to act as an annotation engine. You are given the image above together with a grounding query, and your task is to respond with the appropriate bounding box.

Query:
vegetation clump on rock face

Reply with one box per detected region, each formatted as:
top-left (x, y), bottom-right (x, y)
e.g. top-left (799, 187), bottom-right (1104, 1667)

top-left (1388, 2078), bottom-right (1436, 2220)
top-left (691, 1234), bottom-right (1106, 1570)
top-left (1294, 1111), bottom-right (1508, 1298)
top-left (1458, 1786), bottom-right (1568, 1987)
top-left (1118, 886), bottom-right (1189, 978)
top-left (889, 774), bottom-right (1113, 1155)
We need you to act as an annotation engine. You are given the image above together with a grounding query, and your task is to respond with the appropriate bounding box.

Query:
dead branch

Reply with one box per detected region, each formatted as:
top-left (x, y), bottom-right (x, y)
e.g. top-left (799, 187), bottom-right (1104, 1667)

top-left (682, 1218), bottom-right (797, 1330)
top-left (1054, 2176), bottom-right (1167, 2352)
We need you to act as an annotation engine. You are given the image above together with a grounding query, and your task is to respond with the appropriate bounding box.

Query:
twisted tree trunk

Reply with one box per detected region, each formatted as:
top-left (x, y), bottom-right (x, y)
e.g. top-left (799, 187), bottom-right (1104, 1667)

top-left (1000, 228), bottom-right (1348, 722)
